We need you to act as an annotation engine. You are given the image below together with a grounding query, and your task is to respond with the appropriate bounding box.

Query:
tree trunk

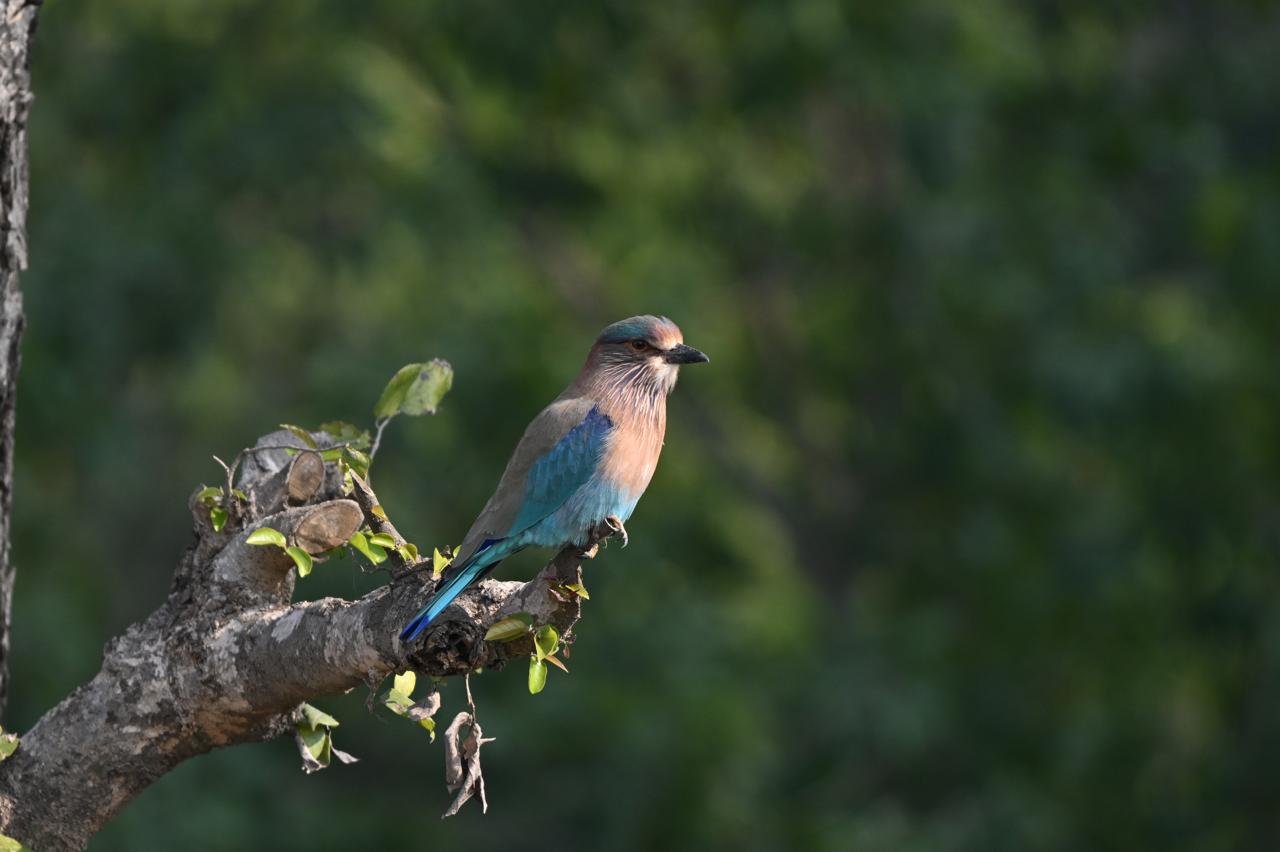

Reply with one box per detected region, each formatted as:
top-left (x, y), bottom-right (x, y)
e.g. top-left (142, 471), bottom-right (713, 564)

top-left (0, 0), bottom-right (38, 724)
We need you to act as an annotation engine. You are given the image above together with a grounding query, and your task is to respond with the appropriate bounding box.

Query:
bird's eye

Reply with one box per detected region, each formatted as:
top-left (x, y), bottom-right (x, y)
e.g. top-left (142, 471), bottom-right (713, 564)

top-left (629, 339), bottom-right (650, 352)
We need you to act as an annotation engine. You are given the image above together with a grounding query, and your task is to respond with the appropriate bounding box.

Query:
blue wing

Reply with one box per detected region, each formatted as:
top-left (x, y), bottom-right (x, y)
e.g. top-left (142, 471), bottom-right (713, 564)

top-left (400, 405), bottom-right (613, 643)
top-left (506, 405), bottom-right (613, 536)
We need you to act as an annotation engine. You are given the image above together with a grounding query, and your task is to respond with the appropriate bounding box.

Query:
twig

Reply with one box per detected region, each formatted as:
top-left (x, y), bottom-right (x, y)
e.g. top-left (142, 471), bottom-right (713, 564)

top-left (368, 416), bottom-right (393, 462)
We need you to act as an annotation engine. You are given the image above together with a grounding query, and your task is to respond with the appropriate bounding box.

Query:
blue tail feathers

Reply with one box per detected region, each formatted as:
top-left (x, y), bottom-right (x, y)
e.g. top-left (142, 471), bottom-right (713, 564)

top-left (400, 556), bottom-right (504, 643)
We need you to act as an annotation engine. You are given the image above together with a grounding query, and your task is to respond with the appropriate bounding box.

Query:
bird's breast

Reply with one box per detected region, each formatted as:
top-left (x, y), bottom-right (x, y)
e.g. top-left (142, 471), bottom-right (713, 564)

top-left (597, 405), bottom-right (666, 500)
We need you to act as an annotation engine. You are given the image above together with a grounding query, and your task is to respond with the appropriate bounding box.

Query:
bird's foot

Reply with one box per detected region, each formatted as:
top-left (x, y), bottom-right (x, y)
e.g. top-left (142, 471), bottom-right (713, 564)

top-left (603, 515), bottom-right (629, 548)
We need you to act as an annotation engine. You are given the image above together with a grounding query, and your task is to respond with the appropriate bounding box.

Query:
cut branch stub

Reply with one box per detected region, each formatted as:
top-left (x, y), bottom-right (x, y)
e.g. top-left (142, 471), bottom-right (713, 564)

top-left (286, 450), bottom-right (325, 504)
top-left (211, 500), bottom-right (364, 605)
top-left (294, 501), bottom-right (363, 554)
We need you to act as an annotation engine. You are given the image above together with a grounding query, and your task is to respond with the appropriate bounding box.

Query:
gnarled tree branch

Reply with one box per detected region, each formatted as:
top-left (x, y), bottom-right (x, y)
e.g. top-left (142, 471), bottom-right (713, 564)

top-left (0, 430), bottom-right (603, 851)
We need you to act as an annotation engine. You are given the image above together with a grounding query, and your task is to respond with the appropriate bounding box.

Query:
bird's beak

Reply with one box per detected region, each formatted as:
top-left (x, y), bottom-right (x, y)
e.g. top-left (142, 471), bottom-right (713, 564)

top-left (663, 343), bottom-right (710, 365)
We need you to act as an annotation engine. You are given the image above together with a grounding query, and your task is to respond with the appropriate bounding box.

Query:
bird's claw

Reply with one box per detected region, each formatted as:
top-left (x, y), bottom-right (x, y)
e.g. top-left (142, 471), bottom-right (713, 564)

top-left (603, 515), bottom-right (628, 548)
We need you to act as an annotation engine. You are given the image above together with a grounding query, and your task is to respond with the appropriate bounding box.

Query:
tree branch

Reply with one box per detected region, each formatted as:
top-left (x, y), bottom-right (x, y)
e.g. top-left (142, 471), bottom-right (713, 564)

top-left (0, 429), bottom-right (601, 850)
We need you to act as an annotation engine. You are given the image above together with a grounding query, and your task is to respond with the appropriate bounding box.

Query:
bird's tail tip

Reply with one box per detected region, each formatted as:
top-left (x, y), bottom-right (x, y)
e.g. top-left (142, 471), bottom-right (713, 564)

top-left (399, 610), bottom-right (433, 644)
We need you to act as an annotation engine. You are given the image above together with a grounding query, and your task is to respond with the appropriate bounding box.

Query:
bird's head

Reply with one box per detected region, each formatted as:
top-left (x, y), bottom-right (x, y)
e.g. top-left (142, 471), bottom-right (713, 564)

top-left (586, 315), bottom-right (709, 396)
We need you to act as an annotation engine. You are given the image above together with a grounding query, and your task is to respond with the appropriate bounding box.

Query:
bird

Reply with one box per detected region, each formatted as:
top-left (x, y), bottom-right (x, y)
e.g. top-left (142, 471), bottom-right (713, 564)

top-left (400, 315), bottom-right (709, 643)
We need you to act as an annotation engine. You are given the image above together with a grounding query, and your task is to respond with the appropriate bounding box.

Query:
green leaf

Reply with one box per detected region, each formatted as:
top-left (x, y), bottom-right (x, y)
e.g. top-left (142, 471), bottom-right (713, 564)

top-left (563, 582), bottom-right (590, 600)
top-left (298, 724), bottom-right (330, 766)
top-left (0, 730), bottom-right (18, 761)
top-left (279, 423), bottom-right (318, 449)
top-left (370, 504), bottom-right (388, 521)
top-left (484, 613), bottom-right (534, 642)
top-left (432, 547), bottom-right (451, 579)
top-left (210, 507), bottom-right (228, 532)
top-left (343, 446), bottom-right (372, 477)
top-left (319, 447), bottom-right (344, 462)
top-left (396, 543), bottom-right (419, 562)
top-left (382, 689), bottom-right (413, 715)
top-left (196, 485), bottom-right (223, 505)
top-left (419, 717), bottom-right (436, 736)
top-left (286, 546), bottom-right (313, 578)
top-left (348, 531), bottom-right (387, 565)
top-left (246, 527), bottom-right (287, 548)
top-left (534, 624), bottom-right (560, 661)
top-left (528, 656), bottom-right (547, 695)
top-left (374, 363), bottom-right (422, 418)
top-left (368, 532), bottom-right (397, 549)
top-left (231, 488), bottom-right (249, 502)
top-left (300, 703), bottom-right (340, 729)
top-left (394, 670), bottom-right (416, 697)
top-left (0, 833), bottom-right (33, 852)
top-left (318, 421), bottom-right (372, 449)
top-left (374, 360), bottom-right (453, 418)
top-left (399, 359), bottom-right (453, 416)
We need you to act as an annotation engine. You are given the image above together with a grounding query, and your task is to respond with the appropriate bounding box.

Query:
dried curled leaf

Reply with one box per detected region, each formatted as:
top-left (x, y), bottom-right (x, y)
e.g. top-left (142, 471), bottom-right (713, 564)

top-left (442, 712), bottom-right (493, 818)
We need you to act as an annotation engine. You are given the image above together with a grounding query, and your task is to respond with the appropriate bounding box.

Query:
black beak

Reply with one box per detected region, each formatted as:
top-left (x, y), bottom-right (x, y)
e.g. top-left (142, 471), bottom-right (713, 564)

top-left (663, 343), bottom-right (710, 365)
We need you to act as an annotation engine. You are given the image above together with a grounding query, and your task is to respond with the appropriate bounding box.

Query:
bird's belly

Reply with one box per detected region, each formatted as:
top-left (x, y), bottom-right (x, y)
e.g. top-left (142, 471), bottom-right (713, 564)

top-left (517, 477), bottom-right (640, 550)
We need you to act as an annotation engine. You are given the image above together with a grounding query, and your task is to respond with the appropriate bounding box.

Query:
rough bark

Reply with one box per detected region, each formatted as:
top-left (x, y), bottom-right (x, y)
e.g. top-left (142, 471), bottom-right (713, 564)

top-left (0, 431), bottom-right (603, 850)
top-left (0, 0), bottom-right (37, 725)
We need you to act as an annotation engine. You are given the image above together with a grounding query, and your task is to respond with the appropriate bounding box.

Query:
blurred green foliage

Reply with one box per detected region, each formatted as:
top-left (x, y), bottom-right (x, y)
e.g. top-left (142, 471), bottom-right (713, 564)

top-left (10, 0), bottom-right (1280, 849)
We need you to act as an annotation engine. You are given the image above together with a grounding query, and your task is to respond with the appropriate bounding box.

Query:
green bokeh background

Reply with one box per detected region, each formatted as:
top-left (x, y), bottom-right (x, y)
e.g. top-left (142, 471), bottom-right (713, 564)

top-left (10, 1), bottom-right (1280, 849)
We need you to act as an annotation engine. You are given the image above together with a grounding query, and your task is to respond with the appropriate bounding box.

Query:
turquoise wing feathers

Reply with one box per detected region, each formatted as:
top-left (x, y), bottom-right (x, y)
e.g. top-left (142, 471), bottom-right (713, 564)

top-left (506, 405), bottom-right (613, 536)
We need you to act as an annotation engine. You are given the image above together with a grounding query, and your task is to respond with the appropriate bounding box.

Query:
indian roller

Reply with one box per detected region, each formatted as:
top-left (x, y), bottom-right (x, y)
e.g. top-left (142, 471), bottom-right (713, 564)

top-left (400, 315), bottom-right (708, 643)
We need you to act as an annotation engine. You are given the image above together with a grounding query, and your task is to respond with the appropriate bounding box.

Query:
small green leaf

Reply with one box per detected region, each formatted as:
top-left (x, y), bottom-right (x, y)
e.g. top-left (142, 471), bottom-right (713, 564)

top-left (231, 488), bottom-right (249, 502)
top-left (374, 360), bottom-right (453, 418)
top-left (343, 446), bottom-right (372, 477)
top-left (563, 582), bottom-right (590, 600)
top-left (382, 689), bottom-right (413, 714)
top-left (246, 527), bottom-right (287, 548)
top-left (528, 656), bottom-right (547, 695)
top-left (418, 717), bottom-right (436, 736)
top-left (348, 531), bottom-right (387, 565)
top-left (394, 670), bottom-right (416, 697)
top-left (210, 507), bottom-right (228, 532)
top-left (399, 359), bottom-right (453, 416)
top-left (371, 504), bottom-right (388, 521)
top-left (279, 423), bottom-right (319, 449)
top-left (300, 703), bottom-right (340, 729)
top-left (432, 547), bottom-right (451, 579)
top-left (318, 421), bottom-right (372, 449)
top-left (320, 447), bottom-right (344, 462)
top-left (396, 543), bottom-right (420, 562)
top-left (196, 485), bottom-right (223, 505)
top-left (0, 730), bottom-right (18, 761)
top-left (286, 546), bottom-right (313, 578)
top-left (368, 532), bottom-right (397, 549)
top-left (484, 614), bottom-right (534, 642)
top-left (0, 832), bottom-right (33, 852)
top-left (534, 624), bottom-right (560, 661)
top-left (374, 364), bottom-right (422, 418)
top-left (298, 724), bottom-right (330, 766)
